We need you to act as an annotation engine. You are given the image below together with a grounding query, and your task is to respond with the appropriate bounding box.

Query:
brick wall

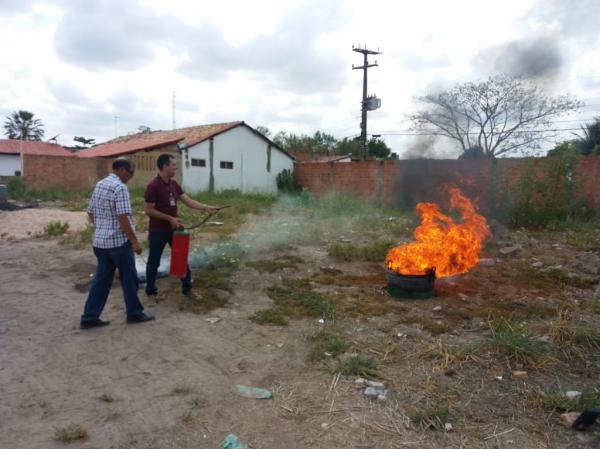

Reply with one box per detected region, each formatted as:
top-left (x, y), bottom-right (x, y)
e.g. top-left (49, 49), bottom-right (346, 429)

top-left (295, 156), bottom-right (600, 212)
top-left (22, 147), bottom-right (182, 192)
top-left (23, 154), bottom-right (106, 192)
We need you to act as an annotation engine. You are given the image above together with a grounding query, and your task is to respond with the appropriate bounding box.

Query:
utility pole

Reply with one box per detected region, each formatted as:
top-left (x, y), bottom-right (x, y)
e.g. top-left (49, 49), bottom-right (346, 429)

top-left (352, 45), bottom-right (381, 160)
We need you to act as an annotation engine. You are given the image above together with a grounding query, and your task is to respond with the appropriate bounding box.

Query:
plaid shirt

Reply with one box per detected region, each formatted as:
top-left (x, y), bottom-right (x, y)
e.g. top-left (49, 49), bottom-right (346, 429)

top-left (87, 173), bottom-right (136, 248)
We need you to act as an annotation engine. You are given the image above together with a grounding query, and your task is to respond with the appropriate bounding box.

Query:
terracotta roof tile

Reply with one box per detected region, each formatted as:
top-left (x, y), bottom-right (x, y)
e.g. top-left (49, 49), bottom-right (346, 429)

top-left (0, 139), bottom-right (72, 157)
top-left (77, 121), bottom-right (244, 158)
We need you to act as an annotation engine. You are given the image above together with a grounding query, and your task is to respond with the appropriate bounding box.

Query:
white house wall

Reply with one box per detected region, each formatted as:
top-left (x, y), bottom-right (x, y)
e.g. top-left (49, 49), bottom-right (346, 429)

top-left (183, 126), bottom-right (294, 194)
top-left (0, 154), bottom-right (21, 176)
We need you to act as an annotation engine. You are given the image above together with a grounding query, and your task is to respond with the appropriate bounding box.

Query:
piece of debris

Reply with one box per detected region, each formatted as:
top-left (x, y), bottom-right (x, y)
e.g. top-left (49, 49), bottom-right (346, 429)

top-left (499, 245), bottom-right (521, 255)
top-left (444, 422), bottom-right (453, 432)
top-left (566, 391), bottom-right (582, 400)
top-left (537, 335), bottom-right (551, 343)
top-left (512, 371), bottom-right (528, 379)
top-left (222, 434), bottom-right (249, 449)
top-left (234, 385), bottom-right (273, 399)
top-left (396, 332), bottom-right (406, 338)
top-left (531, 261), bottom-right (544, 268)
top-left (478, 258), bottom-right (496, 267)
top-left (355, 377), bottom-right (367, 386)
top-left (495, 376), bottom-right (503, 381)
top-left (204, 317), bottom-right (221, 324)
top-left (572, 409), bottom-right (600, 430)
top-left (363, 380), bottom-right (387, 400)
top-left (276, 343), bottom-right (284, 348)
top-left (321, 422), bottom-right (329, 430)
top-left (320, 266), bottom-right (342, 275)
top-left (433, 305), bottom-right (442, 312)
top-left (317, 319), bottom-right (325, 324)
top-left (458, 293), bottom-right (468, 301)
top-left (363, 387), bottom-right (381, 399)
top-left (560, 412), bottom-right (581, 428)
top-left (207, 221), bottom-right (224, 226)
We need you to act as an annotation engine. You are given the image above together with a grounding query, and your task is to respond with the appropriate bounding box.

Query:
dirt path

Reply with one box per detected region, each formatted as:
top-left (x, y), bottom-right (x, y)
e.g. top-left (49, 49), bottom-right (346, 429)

top-left (0, 208), bottom-right (88, 239)
top-left (0, 239), bottom-right (321, 449)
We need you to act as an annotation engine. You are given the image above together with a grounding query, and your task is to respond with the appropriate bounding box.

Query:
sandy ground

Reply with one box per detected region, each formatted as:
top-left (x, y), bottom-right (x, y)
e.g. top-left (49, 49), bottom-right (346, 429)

top-left (0, 208), bottom-right (88, 239)
top-left (2, 208), bottom-right (599, 449)
top-left (0, 238), bottom-right (324, 449)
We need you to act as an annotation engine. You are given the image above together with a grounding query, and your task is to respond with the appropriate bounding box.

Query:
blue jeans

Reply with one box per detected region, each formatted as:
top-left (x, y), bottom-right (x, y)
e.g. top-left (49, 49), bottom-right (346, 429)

top-left (145, 230), bottom-right (192, 295)
top-left (81, 241), bottom-right (144, 321)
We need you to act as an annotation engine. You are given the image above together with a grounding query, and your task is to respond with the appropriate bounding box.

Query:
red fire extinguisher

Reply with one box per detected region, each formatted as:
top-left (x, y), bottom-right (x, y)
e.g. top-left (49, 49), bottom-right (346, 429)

top-left (170, 229), bottom-right (190, 278)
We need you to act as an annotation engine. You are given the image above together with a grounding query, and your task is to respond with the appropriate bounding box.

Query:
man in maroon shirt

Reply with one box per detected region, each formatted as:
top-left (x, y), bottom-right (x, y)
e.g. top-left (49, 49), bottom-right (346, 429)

top-left (144, 154), bottom-right (218, 300)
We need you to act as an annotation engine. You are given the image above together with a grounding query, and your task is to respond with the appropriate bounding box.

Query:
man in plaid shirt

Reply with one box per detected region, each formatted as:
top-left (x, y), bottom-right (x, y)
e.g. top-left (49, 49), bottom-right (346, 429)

top-left (80, 158), bottom-right (154, 329)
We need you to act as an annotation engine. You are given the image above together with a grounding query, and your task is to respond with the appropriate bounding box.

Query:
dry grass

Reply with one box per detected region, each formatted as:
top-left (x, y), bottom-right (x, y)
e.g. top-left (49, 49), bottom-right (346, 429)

top-left (52, 424), bottom-right (88, 443)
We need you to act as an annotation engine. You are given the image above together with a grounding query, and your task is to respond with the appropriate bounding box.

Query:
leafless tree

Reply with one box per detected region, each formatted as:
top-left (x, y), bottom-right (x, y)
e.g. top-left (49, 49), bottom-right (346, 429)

top-left (410, 75), bottom-right (582, 157)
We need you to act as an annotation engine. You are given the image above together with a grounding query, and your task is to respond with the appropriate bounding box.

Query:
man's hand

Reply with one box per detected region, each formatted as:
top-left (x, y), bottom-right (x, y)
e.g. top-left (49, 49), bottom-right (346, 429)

top-left (169, 217), bottom-right (184, 229)
top-left (205, 207), bottom-right (220, 214)
top-left (132, 240), bottom-right (143, 255)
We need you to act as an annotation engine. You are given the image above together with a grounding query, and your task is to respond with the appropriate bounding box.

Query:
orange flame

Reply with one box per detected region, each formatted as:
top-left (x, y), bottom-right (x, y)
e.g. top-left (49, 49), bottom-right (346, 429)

top-left (386, 188), bottom-right (491, 277)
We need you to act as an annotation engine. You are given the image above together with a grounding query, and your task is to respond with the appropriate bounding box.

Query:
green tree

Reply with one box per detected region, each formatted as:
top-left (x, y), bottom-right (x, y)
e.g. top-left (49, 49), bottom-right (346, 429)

top-left (73, 136), bottom-right (96, 149)
top-left (367, 137), bottom-right (393, 158)
top-left (577, 117), bottom-right (600, 155)
top-left (410, 74), bottom-right (582, 157)
top-left (3, 110), bottom-right (45, 141)
top-left (256, 125), bottom-right (271, 138)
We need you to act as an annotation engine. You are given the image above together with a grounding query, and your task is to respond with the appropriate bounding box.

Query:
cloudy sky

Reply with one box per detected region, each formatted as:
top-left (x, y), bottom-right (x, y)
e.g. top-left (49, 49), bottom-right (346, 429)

top-left (1, 0), bottom-right (600, 157)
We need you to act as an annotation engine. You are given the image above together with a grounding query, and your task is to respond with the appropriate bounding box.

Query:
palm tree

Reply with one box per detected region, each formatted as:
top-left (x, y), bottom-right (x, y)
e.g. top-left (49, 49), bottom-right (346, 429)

top-left (3, 110), bottom-right (45, 141)
top-left (578, 117), bottom-right (600, 155)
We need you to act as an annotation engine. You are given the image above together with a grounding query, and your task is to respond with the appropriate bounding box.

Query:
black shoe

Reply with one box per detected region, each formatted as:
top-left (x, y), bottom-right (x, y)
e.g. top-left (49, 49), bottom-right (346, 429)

top-left (126, 312), bottom-right (155, 324)
top-left (80, 319), bottom-right (110, 329)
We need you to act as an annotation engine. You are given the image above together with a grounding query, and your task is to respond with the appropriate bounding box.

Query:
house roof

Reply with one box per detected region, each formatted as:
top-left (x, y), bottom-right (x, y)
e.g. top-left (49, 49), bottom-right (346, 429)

top-left (76, 121), bottom-right (244, 158)
top-left (0, 139), bottom-right (72, 157)
top-left (76, 135), bottom-right (184, 158)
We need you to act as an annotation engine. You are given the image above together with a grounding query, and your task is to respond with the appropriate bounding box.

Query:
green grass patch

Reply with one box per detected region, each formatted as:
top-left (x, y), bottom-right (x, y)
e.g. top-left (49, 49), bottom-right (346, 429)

top-left (266, 278), bottom-right (337, 319)
top-left (246, 254), bottom-right (304, 273)
top-left (8, 178), bottom-right (89, 203)
top-left (408, 406), bottom-right (450, 430)
top-left (249, 308), bottom-right (288, 326)
top-left (334, 355), bottom-right (378, 378)
top-left (329, 236), bottom-right (395, 262)
top-left (484, 319), bottom-right (550, 365)
top-left (52, 424), bottom-right (88, 443)
top-left (549, 308), bottom-right (600, 359)
top-left (41, 221), bottom-right (69, 237)
top-left (524, 389), bottom-right (600, 412)
top-left (517, 263), bottom-right (598, 290)
top-left (194, 267), bottom-right (234, 292)
top-left (308, 328), bottom-right (348, 362)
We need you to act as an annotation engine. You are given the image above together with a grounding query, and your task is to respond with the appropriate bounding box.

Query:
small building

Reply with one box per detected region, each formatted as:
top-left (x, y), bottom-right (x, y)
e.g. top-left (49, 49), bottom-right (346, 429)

top-left (0, 139), bottom-right (72, 180)
top-left (77, 121), bottom-right (295, 193)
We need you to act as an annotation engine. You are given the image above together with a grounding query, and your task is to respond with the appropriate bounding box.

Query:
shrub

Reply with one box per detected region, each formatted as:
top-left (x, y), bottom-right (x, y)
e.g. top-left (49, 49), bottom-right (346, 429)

top-left (276, 169), bottom-right (301, 193)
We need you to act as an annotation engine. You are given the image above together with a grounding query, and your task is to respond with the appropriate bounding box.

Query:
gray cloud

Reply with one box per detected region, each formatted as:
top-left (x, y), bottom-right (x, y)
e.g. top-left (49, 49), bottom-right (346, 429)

top-left (52, 0), bottom-right (348, 95)
top-left (178, 1), bottom-right (349, 93)
top-left (54, 0), bottom-right (177, 71)
top-left (475, 36), bottom-right (564, 79)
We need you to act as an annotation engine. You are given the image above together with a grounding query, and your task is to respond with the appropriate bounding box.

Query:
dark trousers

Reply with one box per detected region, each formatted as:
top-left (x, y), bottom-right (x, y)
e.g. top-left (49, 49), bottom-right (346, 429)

top-left (145, 230), bottom-right (192, 295)
top-left (81, 241), bottom-right (144, 322)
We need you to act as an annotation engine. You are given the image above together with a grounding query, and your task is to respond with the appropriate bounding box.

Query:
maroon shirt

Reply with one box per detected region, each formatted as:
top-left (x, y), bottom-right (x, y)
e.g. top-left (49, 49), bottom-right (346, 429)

top-left (145, 176), bottom-right (184, 232)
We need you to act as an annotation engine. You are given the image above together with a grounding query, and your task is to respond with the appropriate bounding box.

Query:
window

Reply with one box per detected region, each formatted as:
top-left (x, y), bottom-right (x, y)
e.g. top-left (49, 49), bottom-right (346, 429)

top-left (220, 161), bottom-right (234, 169)
top-left (191, 158), bottom-right (206, 167)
